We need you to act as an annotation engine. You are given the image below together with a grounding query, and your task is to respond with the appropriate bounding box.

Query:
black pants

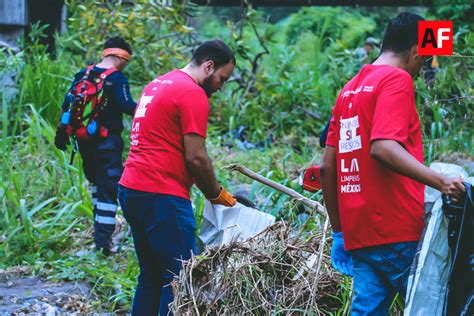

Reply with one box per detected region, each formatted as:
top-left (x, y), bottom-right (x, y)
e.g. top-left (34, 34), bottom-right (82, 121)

top-left (78, 134), bottom-right (124, 250)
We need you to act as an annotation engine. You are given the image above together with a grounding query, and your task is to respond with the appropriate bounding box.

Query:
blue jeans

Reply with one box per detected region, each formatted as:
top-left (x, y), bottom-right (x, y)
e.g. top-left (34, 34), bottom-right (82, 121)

top-left (118, 185), bottom-right (197, 316)
top-left (351, 241), bottom-right (418, 316)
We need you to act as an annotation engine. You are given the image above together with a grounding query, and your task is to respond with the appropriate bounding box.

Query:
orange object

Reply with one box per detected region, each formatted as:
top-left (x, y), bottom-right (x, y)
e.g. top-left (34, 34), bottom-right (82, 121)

top-left (209, 187), bottom-right (237, 207)
top-left (102, 48), bottom-right (131, 61)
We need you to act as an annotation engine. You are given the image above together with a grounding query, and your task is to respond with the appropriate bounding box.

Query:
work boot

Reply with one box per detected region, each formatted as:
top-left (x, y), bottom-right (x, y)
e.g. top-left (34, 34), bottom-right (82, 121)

top-left (96, 245), bottom-right (112, 257)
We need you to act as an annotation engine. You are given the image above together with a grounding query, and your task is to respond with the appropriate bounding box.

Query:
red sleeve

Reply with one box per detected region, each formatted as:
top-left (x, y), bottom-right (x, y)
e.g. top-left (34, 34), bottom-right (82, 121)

top-left (178, 89), bottom-right (210, 138)
top-left (370, 74), bottom-right (414, 147)
top-left (326, 94), bottom-right (342, 147)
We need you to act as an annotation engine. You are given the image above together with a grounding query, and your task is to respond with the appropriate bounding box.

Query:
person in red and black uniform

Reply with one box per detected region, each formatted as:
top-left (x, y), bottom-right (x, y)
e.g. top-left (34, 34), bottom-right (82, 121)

top-left (56, 37), bottom-right (136, 255)
top-left (119, 40), bottom-right (237, 315)
top-left (320, 13), bottom-right (465, 315)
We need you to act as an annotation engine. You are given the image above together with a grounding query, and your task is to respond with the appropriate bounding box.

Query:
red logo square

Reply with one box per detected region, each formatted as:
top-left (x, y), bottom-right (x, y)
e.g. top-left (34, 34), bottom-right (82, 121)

top-left (418, 21), bottom-right (453, 56)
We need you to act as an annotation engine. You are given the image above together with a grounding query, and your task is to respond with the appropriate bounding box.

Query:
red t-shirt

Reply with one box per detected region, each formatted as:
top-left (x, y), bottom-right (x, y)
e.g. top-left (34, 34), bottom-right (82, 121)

top-left (326, 64), bottom-right (425, 250)
top-left (119, 69), bottom-right (209, 200)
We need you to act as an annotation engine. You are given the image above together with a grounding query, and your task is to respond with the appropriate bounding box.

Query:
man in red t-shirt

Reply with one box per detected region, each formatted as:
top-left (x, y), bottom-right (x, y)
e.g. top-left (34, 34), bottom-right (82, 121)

top-left (320, 13), bottom-right (465, 315)
top-left (118, 40), bottom-right (237, 315)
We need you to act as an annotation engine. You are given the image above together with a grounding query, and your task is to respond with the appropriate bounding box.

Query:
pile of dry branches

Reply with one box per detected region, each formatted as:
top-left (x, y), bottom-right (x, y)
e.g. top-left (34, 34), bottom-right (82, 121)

top-left (172, 220), bottom-right (343, 315)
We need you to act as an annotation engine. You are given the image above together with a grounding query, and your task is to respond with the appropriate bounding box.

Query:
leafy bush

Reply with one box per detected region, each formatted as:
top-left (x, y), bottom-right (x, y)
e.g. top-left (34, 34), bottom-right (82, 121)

top-left (65, 0), bottom-right (197, 84)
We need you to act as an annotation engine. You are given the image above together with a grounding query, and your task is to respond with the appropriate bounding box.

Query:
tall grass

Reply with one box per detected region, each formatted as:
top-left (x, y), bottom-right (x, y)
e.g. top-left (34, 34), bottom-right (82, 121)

top-left (0, 48), bottom-right (141, 310)
top-left (0, 97), bottom-right (90, 264)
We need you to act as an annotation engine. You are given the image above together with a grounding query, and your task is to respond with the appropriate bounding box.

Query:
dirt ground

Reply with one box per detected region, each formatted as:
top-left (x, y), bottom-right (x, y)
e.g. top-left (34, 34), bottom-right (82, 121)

top-left (0, 217), bottom-right (130, 315)
top-left (0, 267), bottom-right (93, 315)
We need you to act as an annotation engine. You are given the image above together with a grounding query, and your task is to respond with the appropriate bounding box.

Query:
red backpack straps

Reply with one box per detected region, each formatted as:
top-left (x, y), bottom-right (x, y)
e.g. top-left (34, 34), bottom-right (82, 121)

top-left (75, 66), bottom-right (117, 96)
top-left (73, 64), bottom-right (96, 94)
top-left (94, 67), bottom-right (117, 91)
top-left (82, 65), bottom-right (116, 84)
top-left (84, 64), bottom-right (95, 76)
top-left (99, 67), bottom-right (118, 80)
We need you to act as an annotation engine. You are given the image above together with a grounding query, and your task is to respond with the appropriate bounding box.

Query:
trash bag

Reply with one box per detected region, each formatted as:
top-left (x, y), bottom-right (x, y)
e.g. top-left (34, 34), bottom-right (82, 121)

top-left (199, 201), bottom-right (275, 247)
top-left (443, 181), bottom-right (473, 316)
top-left (404, 163), bottom-right (469, 316)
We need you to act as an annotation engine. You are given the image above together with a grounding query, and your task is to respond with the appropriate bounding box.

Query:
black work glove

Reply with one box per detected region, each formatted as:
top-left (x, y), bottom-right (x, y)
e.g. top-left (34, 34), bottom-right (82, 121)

top-left (54, 126), bottom-right (70, 151)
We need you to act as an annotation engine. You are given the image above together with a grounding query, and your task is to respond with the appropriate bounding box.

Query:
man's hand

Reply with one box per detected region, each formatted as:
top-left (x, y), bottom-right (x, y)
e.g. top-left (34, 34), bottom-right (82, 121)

top-left (439, 176), bottom-right (465, 201)
top-left (331, 231), bottom-right (353, 276)
top-left (371, 140), bottom-right (466, 199)
top-left (209, 187), bottom-right (237, 207)
top-left (322, 145), bottom-right (352, 276)
top-left (54, 126), bottom-right (69, 151)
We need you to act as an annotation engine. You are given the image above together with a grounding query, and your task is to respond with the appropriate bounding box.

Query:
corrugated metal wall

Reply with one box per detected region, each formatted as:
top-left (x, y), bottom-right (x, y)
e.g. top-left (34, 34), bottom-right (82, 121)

top-left (0, 0), bottom-right (28, 26)
top-left (0, 0), bottom-right (28, 49)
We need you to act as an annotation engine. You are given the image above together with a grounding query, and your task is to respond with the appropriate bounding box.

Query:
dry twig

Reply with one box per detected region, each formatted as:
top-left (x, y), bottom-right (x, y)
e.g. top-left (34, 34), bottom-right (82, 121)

top-left (172, 221), bottom-right (342, 315)
top-left (226, 163), bottom-right (326, 216)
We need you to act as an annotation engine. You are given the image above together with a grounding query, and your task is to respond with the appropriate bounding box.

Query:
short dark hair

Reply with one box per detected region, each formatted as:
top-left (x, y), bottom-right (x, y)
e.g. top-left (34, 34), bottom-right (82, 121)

top-left (191, 40), bottom-right (236, 69)
top-left (380, 13), bottom-right (425, 54)
top-left (104, 36), bottom-right (132, 55)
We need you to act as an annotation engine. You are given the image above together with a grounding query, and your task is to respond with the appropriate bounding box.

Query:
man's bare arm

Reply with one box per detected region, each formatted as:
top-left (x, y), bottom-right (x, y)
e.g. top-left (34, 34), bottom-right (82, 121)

top-left (183, 133), bottom-right (221, 199)
top-left (321, 145), bottom-right (342, 232)
top-left (371, 139), bottom-right (465, 199)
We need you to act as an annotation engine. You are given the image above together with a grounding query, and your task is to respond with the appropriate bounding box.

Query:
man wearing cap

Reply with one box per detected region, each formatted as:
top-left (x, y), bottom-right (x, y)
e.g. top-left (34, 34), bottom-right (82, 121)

top-left (56, 36), bottom-right (136, 255)
top-left (355, 37), bottom-right (379, 62)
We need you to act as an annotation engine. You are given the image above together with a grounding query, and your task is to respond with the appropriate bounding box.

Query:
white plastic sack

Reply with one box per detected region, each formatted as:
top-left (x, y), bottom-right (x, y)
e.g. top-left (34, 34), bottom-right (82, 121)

top-left (405, 163), bottom-right (470, 316)
top-left (199, 201), bottom-right (276, 247)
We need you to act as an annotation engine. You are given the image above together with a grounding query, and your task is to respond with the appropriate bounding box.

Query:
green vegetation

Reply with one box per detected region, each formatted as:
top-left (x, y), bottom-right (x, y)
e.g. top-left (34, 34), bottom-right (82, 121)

top-left (0, 0), bottom-right (472, 313)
